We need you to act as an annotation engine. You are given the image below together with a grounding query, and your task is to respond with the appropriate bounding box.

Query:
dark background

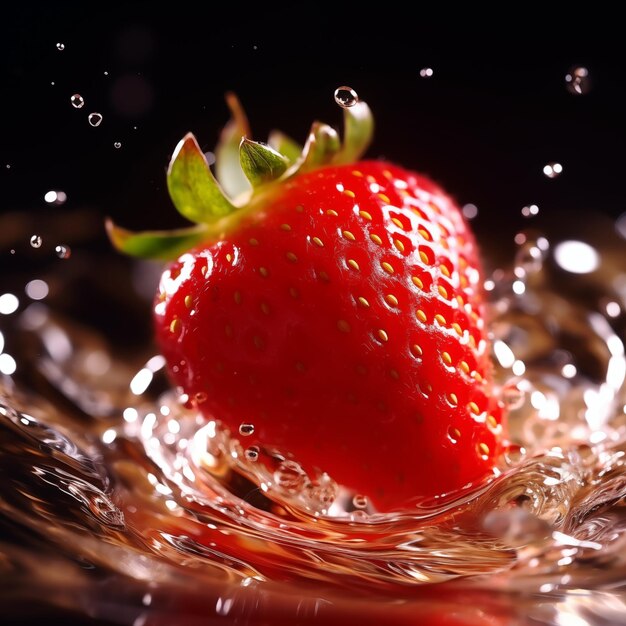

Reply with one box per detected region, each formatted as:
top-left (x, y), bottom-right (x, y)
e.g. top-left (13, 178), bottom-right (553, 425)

top-left (1, 6), bottom-right (625, 267)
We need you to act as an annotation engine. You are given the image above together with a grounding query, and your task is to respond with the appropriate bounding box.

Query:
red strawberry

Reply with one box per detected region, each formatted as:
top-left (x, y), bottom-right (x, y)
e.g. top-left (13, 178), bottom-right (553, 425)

top-left (108, 94), bottom-right (505, 512)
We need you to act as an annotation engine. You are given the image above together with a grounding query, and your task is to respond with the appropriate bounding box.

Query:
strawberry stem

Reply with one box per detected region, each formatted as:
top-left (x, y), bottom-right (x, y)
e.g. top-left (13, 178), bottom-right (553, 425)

top-left (215, 93), bottom-right (253, 199)
top-left (107, 93), bottom-right (375, 262)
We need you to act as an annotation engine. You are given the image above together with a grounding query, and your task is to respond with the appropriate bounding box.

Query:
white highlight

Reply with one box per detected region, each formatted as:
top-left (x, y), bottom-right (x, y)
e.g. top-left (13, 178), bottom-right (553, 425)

top-left (554, 241), bottom-right (599, 274)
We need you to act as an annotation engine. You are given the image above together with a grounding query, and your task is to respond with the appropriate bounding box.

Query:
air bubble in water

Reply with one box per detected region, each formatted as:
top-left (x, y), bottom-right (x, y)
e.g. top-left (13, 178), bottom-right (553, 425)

top-left (543, 162), bottom-right (563, 179)
top-left (55, 245), bottom-right (71, 259)
top-left (334, 86), bottom-right (359, 109)
top-left (274, 460), bottom-right (307, 493)
top-left (88, 113), bottom-right (103, 127)
top-left (565, 66), bottom-right (590, 95)
top-left (30, 235), bottom-right (42, 248)
top-left (71, 94), bottom-right (85, 109)
top-left (56, 43), bottom-right (65, 51)
top-left (114, 142), bottom-right (122, 149)
top-left (239, 423), bottom-right (254, 437)
top-left (419, 67), bottom-right (434, 78)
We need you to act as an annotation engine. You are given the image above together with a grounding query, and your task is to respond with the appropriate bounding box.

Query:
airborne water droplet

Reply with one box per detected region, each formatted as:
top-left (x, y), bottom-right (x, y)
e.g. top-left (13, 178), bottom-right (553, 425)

top-left (543, 162), bottom-right (563, 179)
top-left (30, 235), bottom-right (42, 248)
top-left (239, 423), bottom-right (254, 437)
top-left (114, 142), bottom-right (122, 149)
top-left (334, 86), bottom-right (359, 109)
top-left (419, 67), bottom-right (434, 78)
top-left (521, 204), bottom-right (540, 218)
top-left (88, 112), bottom-right (103, 127)
top-left (565, 66), bottom-right (591, 95)
top-left (56, 43), bottom-right (65, 51)
top-left (44, 190), bottom-right (67, 205)
top-left (71, 94), bottom-right (85, 109)
top-left (55, 245), bottom-right (71, 259)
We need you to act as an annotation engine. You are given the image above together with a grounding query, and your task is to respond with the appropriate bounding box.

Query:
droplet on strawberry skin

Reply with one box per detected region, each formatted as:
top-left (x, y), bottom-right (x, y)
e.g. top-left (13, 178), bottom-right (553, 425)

top-left (107, 89), bottom-right (507, 513)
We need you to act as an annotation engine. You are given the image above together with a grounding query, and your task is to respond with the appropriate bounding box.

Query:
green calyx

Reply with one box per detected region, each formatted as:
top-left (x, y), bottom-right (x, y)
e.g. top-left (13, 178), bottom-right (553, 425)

top-left (107, 94), bottom-right (374, 260)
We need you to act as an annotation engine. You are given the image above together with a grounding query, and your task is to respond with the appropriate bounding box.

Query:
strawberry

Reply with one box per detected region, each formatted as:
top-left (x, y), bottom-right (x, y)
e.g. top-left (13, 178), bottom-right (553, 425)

top-left (108, 93), bottom-right (505, 512)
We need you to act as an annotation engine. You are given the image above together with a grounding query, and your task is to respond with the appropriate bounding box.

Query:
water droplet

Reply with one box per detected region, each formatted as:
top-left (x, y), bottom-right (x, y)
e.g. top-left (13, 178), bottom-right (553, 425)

top-left (521, 204), bottom-right (539, 218)
top-left (334, 86), bottom-right (359, 109)
top-left (352, 494), bottom-right (369, 509)
top-left (543, 162), bottom-right (563, 179)
top-left (71, 94), bottom-right (84, 109)
top-left (238, 423), bottom-right (254, 437)
top-left (194, 391), bottom-right (207, 404)
top-left (244, 446), bottom-right (259, 462)
top-left (5, 164), bottom-right (10, 169)
top-left (605, 300), bottom-right (621, 318)
top-left (462, 203), bottom-right (478, 219)
top-left (515, 240), bottom-right (546, 275)
top-left (274, 460), bottom-right (307, 493)
top-left (88, 112), bottom-right (103, 127)
top-left (55, 244), bottom-right (71, 259)
top-left (501, 381), bottom-right (526, 411)
top-left (44, 190), bottom-right (67, 205)
top-left (306, 474), bottom-right (338, 513)
top-left (30, 235), bottom-right (42, 248)
top-left (502, 444), bottom-right (526, 466)
top-left (419, 67), bottom-right (434, 78)
top-left (56, 43), bottom-right (65, 51)
top-left (565, 66), bottom-right (590, 95)
top-left (114, 141), bottom-right (122, 149)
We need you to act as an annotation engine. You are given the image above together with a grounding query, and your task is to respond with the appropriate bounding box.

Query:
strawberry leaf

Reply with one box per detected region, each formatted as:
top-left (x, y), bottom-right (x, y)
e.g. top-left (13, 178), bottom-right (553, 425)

top-left (167, 133), bottom-right (236, 224)
top-left (299, 122), bottom-right (341, 171)
top-left (239, 138), bottom-right (289, 187)
top-left (268, 130), bottom-right (303, 163)
top-left (215, 92), bottom-right (253, 199)
top-left (106, 219), bottom-right (208, 260)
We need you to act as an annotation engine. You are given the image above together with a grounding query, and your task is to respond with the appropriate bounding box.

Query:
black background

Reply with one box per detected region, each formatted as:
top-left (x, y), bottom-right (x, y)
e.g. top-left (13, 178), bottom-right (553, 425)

top-left (1, 6), bottom-right (625, 264)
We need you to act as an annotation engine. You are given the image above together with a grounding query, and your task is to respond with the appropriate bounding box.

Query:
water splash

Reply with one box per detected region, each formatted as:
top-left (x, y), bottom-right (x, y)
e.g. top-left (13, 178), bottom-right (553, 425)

top-left (1, 213), bottom-right (626, 625)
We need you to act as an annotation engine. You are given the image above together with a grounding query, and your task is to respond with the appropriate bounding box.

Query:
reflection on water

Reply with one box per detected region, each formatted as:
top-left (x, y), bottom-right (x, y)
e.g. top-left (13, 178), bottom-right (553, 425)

top-left (1, 212), bottom-right (626, 625)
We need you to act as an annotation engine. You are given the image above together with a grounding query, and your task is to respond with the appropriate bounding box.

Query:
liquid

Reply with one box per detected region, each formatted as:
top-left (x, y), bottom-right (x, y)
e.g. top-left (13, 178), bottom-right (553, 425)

top-left (1, 213), bottom-right (626, 625)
